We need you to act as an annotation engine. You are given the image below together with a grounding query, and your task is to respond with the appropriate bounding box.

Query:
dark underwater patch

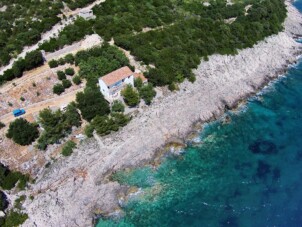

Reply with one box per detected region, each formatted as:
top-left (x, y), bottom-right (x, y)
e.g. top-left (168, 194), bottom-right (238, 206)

top-left (249, 140), bottom-right (278, 155)
top-left (220, 216), bottom-right (239, 227)
top-left (256, 160), bottom-right (271, 179)
top-left (272, 167), bottom-right (281, 182)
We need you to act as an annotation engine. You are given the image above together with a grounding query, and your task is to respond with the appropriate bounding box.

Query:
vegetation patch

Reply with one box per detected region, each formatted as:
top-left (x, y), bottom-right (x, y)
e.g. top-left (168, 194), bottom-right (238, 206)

top-left (37, 103), bottom-right (81, 150)
top-left (0, 50), bottom-right (44, 86)
top-left (0, 163), bottom-right (29, 190)
top-left (6, 118), bottom-right (39, 146)
top-left (39, 0), bottom-right (286, 87)
top-left (61, 141), bottom-right (77, 156)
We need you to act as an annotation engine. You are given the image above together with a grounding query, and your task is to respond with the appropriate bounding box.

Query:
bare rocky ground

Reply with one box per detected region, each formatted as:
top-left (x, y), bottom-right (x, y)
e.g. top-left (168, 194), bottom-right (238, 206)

top-left (18, 2), bottom-right (302, 227)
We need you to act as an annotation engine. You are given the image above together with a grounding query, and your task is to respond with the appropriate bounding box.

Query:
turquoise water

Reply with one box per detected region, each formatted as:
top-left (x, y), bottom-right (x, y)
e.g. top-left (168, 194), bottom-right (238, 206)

top-left (97, 7), bottom-right (302, 227)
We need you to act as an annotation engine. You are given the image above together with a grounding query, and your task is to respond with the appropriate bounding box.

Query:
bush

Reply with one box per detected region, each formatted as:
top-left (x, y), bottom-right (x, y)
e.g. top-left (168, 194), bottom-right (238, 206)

top-left (61, 141), bottom-right (76, 156)
top-left (139, 84), bottom-right (156, 105)
top-left (6, 119), bottom-right (39, 146)
top-left (1, 171), bottom-right (28, 190)
top-left (64, 54), bottom-right (75, 64)
top-left (48, 60), bottom-right (58, 68)
top-left (20, 97), bottom-right (25, 102)
top-left (111, 100), bottom-right (125, 113)
top-left (168, 82), bottom-right (179, 91)
top-left (72, 75), bottom-right (82, 85)
top-left (57, 71), bottom-right (66, 80)
top-left (2, 211), bottom-right (28, 227)
top-left (58, 58), bottom-right (66, 65)
top-left (62, 79), bottom-right (72, 88)
top-left (121, 85), bottom-right (140, 107)
top-left (84, 124), bottom-right (94, 138)
top-left (37, 106), bottom-right (81, 150)
top-left (0, 122), bottom-right (5, 129)
top-left (65, 67), bottom-right (75, 76)
top-left (134, 78), bottom-right (143, 89)
top-left (88, 113), bottom-right (130, 136)
top-left (53, 84), bottom-right (65, 95)
top-left (14, 195), bottom-right (26, 210)
top-left (76, 86), bottom-right (110, 121)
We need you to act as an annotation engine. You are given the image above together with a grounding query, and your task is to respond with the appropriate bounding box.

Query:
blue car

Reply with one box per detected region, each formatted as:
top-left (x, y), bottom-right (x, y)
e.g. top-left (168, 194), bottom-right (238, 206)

top-left (13, 109), bottom-right (26, 117)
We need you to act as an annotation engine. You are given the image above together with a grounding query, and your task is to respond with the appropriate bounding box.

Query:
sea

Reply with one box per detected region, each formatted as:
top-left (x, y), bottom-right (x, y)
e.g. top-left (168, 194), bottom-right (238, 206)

top-left (97, 3), bottom-right (302, 227)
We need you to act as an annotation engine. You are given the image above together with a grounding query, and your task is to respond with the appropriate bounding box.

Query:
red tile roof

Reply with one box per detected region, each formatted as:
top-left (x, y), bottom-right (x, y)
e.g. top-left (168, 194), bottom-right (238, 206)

top-left (101, 66), bottom-right (133, 86)
top-left (134, 73), bottom-right (148, 83)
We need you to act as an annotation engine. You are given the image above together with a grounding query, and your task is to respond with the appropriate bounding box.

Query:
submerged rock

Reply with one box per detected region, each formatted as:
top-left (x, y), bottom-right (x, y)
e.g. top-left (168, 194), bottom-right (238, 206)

top-left (248, 140), bottom-right (278, 155)
top-left (256, 160), bottom-right (271, 180)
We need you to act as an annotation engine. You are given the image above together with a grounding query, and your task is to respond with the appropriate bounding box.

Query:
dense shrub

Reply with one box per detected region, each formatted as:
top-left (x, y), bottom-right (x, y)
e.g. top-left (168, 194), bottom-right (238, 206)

top-left (57, 71), bottom-right (66, 80)
top-left (62, 79), bottom-right (72, 88)
top-left (53, 84), bottom-right (65, 95)
top-left (64, 54), bottom-right (75, 64)
top-left (121, 85), bottom-right (140, 107)
top-left (139, 84), bottom-right (156, 105)
top-left (6, 119), bottom-right (39, 146)
top-left (111, 100), bottom-right (125, 113)
top-left (2, 211), bottom-right (28, 227)
top-left (0, 163), bottom-right (29, 190)
top-left (72, 75), bottom-right (82, 85)
top-left (48, 60), bottom-right (58, 68)
top-left (0, 0), bottom-right (63, 66)
top-left (89, 113), bottom-right (130, 136)
top-left (37, 104), bottom-right (81, 150)
top-left (0, 122), bottom-right (5, 130)
top-left (39, 18), bottom-right (93, 53)
top-left (76, 86), bottom-right (110, 121)
top-left (61, 141), bottom-right (77, 156)
top-left (0, 51), bottom-right (44, 86)
top-left (65, 68), bottom-right (75, 76)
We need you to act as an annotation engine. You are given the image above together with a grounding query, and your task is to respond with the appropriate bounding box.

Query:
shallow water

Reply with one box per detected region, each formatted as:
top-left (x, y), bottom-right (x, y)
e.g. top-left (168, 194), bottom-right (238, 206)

top-left (97, 6), bottom-right (302, 227)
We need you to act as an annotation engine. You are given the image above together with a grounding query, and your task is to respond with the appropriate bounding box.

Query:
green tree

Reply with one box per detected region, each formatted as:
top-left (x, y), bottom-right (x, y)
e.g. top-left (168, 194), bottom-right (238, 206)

top-left (64, 54), bottom-right (75, 64)
top-left (61, 140), bottom-right (76, 156)
top-left (134, 77), bottom-right (143, 89)
top-left (65, 67), bottom-right (75, 76)
top-left (72, 75), bottom-right (82, 85)
top-left (57, 71), bottom-right (66, 80)
top-left (121, 85), bottom-right (140, 107)
top-left (139, 84), bottom-right (156, 105)
top-left (64, 102), bottom-right (82, 128)
top-left (76, 86), bottom-right (110, 121)
top-left (111, 100), bottom-right (125, 112)
top-left (3, 211), bottom-right (28, 227)
top-left (62, 79), bottom-right (72, 88)
top-left (6, 118), bottom-right (39, 145)
top-left (53, 83), bottom-right (65, 95)
top-left (48, 60), bottom-right (58, 68)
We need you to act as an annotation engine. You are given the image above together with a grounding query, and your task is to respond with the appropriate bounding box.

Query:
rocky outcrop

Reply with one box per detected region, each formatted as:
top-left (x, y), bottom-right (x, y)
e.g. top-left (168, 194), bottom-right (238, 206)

top-left (21, 2), bottom-right (302, 227)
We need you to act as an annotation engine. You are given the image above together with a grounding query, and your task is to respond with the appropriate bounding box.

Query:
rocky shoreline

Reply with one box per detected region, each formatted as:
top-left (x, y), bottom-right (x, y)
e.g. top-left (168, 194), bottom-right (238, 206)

top-left (18, 2), bottom-right (302, 226)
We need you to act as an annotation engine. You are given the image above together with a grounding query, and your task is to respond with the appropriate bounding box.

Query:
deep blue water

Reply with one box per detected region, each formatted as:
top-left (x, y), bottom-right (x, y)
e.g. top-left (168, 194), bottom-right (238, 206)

top-left (97, 4), bottom-right (302, 227)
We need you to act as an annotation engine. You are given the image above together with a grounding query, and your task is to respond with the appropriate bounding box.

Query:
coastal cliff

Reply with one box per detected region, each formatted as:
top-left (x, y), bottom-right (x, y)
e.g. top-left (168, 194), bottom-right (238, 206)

top-left (21, 2), bottom-right (302, 226)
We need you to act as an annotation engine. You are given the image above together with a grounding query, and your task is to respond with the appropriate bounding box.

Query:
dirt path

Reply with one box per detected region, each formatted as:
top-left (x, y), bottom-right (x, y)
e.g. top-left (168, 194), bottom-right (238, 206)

top-left (0, 88), bottom-right (83, 125)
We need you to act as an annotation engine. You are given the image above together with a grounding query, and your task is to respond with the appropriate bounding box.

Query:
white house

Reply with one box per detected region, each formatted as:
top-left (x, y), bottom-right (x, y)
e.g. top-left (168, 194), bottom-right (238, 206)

top-left (78, 9), bottom-right (96, 20)
top-left (99, 66), bottom-right (135, 100)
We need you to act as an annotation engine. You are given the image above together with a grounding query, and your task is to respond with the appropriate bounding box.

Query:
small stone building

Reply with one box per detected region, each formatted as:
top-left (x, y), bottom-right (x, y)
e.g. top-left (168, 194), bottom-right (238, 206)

top-left (78, 9), bottom-right (96, 20)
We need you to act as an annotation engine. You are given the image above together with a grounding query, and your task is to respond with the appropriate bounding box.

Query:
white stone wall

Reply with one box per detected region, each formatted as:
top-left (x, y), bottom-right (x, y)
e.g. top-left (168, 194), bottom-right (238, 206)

top-left (99, 79), bottom-right (109, 98)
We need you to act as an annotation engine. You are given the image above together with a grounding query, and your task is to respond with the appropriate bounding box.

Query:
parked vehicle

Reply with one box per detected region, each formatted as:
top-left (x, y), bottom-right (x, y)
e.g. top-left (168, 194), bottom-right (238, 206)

top-left (12, 109), bottom-right (26, 117)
